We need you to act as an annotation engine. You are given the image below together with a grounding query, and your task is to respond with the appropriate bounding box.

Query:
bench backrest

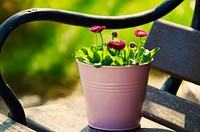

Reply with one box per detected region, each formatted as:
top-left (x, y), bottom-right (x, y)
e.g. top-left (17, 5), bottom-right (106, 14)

top-left (145, 20), bottom-right (200, 85)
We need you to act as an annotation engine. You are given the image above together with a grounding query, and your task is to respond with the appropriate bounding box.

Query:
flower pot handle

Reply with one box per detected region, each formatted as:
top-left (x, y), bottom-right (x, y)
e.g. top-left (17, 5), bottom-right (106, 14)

top-left (0, 0), bottom-right (183, 125)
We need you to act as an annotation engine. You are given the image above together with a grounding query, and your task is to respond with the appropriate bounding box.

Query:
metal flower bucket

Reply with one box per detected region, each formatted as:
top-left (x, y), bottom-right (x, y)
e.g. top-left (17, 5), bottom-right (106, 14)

top-left (77, 61), bottom-right (151, 131)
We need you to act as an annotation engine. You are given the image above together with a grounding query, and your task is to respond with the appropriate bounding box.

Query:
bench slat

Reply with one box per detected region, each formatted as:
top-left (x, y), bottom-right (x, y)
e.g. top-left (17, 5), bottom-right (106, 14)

top-left (143, 86), bottom-right (200, 132)
top-left (25, 99), bottom-right (87, 132)
top-left (145, 20), bottom-right (200, 85)
top-left (0, 114), bottom-right (34, 132)
top-left (25, 93), bottom-right (172, 132)
top-left (25, 86), bottom-right (200, 131)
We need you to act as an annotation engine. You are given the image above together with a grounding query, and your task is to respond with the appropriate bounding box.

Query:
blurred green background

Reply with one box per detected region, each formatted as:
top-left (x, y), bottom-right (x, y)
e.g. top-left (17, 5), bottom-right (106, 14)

top-left (0, 0), bottom-right (195, 101)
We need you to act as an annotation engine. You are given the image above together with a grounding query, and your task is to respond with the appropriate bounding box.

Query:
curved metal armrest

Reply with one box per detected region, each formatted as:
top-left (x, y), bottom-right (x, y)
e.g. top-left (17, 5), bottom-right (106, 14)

top-left (0, 0), bottom-right (183, 47)
top-left (0, 0), bottom-right (183, 125)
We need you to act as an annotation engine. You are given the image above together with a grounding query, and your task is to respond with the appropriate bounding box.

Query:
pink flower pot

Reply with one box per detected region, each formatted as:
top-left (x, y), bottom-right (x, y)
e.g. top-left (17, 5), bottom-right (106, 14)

top-left (77, 61), bottom-right (151, 131)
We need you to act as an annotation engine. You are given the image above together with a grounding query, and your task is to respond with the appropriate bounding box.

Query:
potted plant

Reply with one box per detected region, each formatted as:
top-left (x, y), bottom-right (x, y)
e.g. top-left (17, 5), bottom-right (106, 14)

top-left (75, 26), bottom-right (159, 131)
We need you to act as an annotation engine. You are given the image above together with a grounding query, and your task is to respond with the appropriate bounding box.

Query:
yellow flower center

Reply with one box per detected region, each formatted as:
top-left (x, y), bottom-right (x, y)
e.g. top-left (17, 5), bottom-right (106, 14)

top-left (138, 32), bottom-right (144, 35)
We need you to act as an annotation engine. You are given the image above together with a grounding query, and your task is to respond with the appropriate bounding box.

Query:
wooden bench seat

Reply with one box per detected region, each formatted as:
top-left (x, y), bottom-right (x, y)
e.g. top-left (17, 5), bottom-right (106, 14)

top-left (0, 113), bottom-right (34, 132)
top-left (143, 86), bottom-right (200, 132)
top-left (23, 86), bottom-right (200, 132)
top-left (24, 87), bottom-right (173, 132)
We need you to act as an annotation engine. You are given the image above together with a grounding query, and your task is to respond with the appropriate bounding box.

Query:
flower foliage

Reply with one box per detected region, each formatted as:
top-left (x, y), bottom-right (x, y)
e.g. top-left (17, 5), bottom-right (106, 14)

top-left (75, 26), bottom-right (159, 68)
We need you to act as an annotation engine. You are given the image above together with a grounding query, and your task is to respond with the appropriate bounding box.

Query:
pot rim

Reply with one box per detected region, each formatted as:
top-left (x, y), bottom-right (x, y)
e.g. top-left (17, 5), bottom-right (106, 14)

top-left (76, 59), bottom-right (153, 69)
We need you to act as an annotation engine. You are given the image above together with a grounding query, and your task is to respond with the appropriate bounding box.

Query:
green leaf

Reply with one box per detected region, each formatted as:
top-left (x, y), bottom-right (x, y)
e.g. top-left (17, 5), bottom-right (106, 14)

top-left (93, 52), bottom-right (101, 63)
top-left (141, 49), bottom-right (151, 63)
top-left (75, 49), bottom-right (89, 63)
top-left (121, 49), bottom-right (126, 62)
top-left (129, 59), bottom-right (137, 65)
top-left (140, 47), bottom-right (146, 55)
top-left (81, 47), bottom-right (88, 55)
top-left (102, 45), bottom-right (107, 59)
top-left (129, 49), bottom-right (135, 58)
top-left (87, 56), bottom-right (93, 63)
top-left (90, 46), bottom-right (97, 52)
top-left (150, 47), bottom-right (160, 59)
top-left (111, 56), bottom-right (123, 66)
top-left (102, 55), bottom-right (113, 65)
top-left (87, 48), bottom-right (94, 61)
top-left (107, 47), bottom-right (115, 56)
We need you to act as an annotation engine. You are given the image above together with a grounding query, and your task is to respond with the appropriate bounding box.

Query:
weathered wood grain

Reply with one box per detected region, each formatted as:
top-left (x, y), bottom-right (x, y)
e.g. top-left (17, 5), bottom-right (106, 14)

top-left (0, 114), bottom-right (34, 132)
top-left (143, 20), bottom-right (200, 132)
top-left (25, 95), bottom-right (172, 132)
top-left (145, 20), bottom-right (200, 85)
top-left (25, 98), bottom-right (87, 131)
top-left (143, 86), bottom-right (200, 132)
top-left (25, 86), bottom-right (200, 132)
top-left (23, 85), bottom-right (200, 132)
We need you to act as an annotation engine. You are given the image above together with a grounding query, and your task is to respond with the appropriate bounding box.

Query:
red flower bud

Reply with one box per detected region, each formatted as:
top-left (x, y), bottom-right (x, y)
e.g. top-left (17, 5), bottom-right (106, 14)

top-left (89, 26), bottom-right (106, 33)
top-left (112, 31), bottom-right (118, 38)
top-left (130, 42), bottom-right (136, 48)
top-left (134, 29), bottom-right (148, 37)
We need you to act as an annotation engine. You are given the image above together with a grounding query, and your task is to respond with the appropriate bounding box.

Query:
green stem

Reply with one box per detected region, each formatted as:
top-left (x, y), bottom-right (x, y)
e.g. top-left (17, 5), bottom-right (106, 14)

top-left (127, 44), bottom-right (130, 65)
top-left (103, 45), bottom-right (107, 59)
top-left (136, 37), bottom-right (142, 64)
top-left (100, 32), bottom-right (104, 46)
top-left (115, 50), bottom-right (120, 56)
top-left (100, 32), bottom-right (104, 59)
top-left (95, 33), bottom-right (98, 51)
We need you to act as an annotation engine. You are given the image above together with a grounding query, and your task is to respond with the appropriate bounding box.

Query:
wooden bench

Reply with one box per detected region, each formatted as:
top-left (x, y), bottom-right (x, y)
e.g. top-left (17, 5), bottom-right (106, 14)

top-left (24, 96), bottom-right (173, 132)
top-left (23, 20), bottom-right (200, 132)
top-left (144, 20), bottom-right (200, 131)
top-left (0, 114), bottom-right (34, 131)
top-left (1, 0), bottom-right (200, 131)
